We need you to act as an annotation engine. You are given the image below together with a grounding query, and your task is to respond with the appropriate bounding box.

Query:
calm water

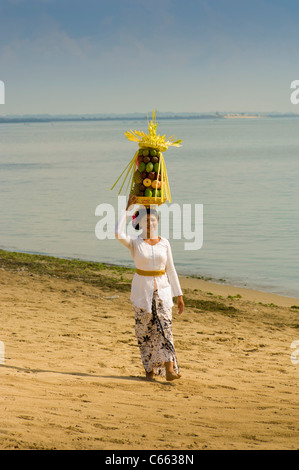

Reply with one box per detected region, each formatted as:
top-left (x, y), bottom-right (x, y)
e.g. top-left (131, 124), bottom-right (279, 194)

top-left (0, 118), bottom-right (298, 299)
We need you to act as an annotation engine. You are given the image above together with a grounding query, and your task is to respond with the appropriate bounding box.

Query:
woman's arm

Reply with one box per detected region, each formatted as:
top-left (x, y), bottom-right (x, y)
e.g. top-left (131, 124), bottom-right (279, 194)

top-left (114, 195), bottom-right (137, 249)
top-left (165, 240), bottom-right (184, 314)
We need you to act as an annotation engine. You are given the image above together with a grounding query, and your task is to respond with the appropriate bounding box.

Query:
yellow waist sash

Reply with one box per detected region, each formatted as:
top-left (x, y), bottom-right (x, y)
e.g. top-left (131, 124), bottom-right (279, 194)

top-left (136, 268), bottom-right (165, 276)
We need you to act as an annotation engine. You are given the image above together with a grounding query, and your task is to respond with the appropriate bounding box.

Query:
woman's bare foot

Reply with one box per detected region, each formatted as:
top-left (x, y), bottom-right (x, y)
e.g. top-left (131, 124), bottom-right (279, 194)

top-left (166, 371), bottom-right (181, 381)
top-left (165, 361), bottom-right (181, 381)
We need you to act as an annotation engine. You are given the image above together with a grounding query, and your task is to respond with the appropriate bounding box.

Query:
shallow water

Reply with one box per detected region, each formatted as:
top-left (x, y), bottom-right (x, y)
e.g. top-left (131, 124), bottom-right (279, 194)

top-left (0, 118), bottom-right (298, 298)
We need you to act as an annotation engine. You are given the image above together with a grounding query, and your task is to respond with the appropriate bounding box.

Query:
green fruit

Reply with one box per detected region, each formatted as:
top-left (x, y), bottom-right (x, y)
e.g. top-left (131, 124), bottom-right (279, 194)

top-left (153, 162), bottom-right (160, 173)
top-left (146, 162), bottom-right (153, 172)
top-left (138, 161), bottom-right (146, 172)
top-left (150, 149), bottom-right (157, 157)
top-left (144, 188), bottom-right (153, 197)
top-left (143, 149), bottom-right (149, 157)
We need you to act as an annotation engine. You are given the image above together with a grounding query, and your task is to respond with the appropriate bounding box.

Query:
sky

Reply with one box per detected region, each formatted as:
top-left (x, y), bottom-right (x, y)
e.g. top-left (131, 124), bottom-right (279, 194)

top-left (0, 0), bottom-right (299, 115)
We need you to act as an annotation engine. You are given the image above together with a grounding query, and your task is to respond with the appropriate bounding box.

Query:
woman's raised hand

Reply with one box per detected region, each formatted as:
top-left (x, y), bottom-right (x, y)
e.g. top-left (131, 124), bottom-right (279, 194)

top-left (126, 194), bottom-right (138, 210)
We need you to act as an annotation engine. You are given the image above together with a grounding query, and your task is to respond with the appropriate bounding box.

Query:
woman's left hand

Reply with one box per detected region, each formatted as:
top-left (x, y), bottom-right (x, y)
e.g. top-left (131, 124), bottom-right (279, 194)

top-left (126, 194), bottom-right (138, 211)
top-left (177, 295), bottom-right (184, 315)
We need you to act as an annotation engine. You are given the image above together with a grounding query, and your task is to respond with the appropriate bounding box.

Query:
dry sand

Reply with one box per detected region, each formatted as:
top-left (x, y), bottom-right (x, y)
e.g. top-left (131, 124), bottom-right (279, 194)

top-left (1, 255), bottom-right (299, 450)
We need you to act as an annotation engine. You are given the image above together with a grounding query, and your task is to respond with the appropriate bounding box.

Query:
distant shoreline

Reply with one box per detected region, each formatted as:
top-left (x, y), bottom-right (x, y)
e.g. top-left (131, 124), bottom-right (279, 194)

top-left (224, 114), bottom-right (261, 119)
top-left (0, 112), bottom-right (299, 124)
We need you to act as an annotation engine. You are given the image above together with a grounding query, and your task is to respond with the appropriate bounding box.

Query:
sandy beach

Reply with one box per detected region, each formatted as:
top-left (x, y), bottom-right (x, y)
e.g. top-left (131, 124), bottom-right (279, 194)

top-left (0, 249), bottom-right (299, 450)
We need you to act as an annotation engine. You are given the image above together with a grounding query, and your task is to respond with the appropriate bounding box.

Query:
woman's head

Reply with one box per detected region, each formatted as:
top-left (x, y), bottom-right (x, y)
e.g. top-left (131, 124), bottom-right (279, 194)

top-left (133, 207), bottom-right (159, 236)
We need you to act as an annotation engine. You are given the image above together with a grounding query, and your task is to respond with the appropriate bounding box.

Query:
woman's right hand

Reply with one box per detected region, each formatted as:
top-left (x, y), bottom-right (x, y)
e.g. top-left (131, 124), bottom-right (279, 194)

top-left (126, 194), bottom-right (138, 210)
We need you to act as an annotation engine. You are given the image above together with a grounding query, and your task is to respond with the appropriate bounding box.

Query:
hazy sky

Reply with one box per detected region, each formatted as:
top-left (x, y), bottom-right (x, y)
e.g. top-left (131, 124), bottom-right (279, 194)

top-left (0, 0), bottom-right (299, 115)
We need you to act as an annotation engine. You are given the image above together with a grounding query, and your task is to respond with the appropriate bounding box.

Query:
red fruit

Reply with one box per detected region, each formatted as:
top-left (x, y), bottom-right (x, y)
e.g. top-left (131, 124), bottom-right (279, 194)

top-left (140, 171), bottom-right (147, 179)
top-left (148, 171), bottom-right (155, 180)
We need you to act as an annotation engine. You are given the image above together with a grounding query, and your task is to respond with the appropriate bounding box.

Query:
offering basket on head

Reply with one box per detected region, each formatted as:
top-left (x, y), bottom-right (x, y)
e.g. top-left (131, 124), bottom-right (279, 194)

top-left (110, 110), bottom-right (182, 208)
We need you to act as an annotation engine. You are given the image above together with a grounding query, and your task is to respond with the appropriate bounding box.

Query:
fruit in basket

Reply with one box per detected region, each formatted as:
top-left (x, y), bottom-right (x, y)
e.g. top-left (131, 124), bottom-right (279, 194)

top-left (143, 178), bottom-right (152, 187)
top-left (130, 184), bottom-right (139, 195)
top-left (148, 171), bottom-right (155, 180)
top-left (146, 162), bottom-right (153, 172)
top-left (138, 161), bottom-right (146, 172)
top-left (144, 188), bottom-right (153, 197)
top-left (117, 112), bottom-right (183, 205)
top-left (151, 179), bottom-right (161, 189)
top-left (133, 170), bottom-right (142, 184)
top-left (139, 184), bottom-right (146, 192)
top-left (153, 162), bottom-right (160, 173)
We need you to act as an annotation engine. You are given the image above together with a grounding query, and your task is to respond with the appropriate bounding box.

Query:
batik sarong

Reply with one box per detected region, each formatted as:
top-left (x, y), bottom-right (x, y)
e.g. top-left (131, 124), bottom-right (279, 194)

top-left (133, 288), bottom-right (179, 377)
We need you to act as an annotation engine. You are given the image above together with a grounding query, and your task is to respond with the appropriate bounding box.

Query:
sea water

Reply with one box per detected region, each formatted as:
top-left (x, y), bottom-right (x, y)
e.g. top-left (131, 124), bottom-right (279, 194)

top-left (0, 118), bottom-right (298, 298)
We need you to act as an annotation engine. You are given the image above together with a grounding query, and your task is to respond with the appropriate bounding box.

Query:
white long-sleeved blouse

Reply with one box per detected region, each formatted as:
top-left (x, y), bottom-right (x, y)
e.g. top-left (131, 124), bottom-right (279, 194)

top-left (115, 209), bottom-right (183, 312)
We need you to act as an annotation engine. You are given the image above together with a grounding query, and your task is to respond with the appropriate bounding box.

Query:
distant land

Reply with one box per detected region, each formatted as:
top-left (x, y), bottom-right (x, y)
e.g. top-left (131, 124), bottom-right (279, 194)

top-left (0, 111), bottom-right (299, 124)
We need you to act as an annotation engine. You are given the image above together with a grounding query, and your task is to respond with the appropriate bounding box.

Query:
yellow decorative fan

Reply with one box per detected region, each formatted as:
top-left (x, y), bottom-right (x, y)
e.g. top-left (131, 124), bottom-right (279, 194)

top-left (110, 110), bottom-right (182, 207)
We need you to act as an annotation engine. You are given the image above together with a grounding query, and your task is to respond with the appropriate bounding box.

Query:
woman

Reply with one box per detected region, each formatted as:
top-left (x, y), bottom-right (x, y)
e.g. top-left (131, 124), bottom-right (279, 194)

top-left (115, 194), bottom-right (184, 381)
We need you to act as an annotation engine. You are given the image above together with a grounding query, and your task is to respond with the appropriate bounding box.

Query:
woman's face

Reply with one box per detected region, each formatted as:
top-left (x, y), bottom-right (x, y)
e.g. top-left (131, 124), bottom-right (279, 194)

top-left (140, 214), bottom-right (159, 237)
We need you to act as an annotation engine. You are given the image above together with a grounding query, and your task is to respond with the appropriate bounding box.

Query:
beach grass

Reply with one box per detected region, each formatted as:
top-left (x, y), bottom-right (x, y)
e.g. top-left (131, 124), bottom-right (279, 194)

top-left (0, 248), bottom-right (134, 292)
top-left (0, 248), bottom-right (241, 315)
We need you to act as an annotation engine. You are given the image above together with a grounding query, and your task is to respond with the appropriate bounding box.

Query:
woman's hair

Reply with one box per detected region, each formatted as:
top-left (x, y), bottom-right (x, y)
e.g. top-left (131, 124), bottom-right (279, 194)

top-left (132, 208), bottom-right (159, 231)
